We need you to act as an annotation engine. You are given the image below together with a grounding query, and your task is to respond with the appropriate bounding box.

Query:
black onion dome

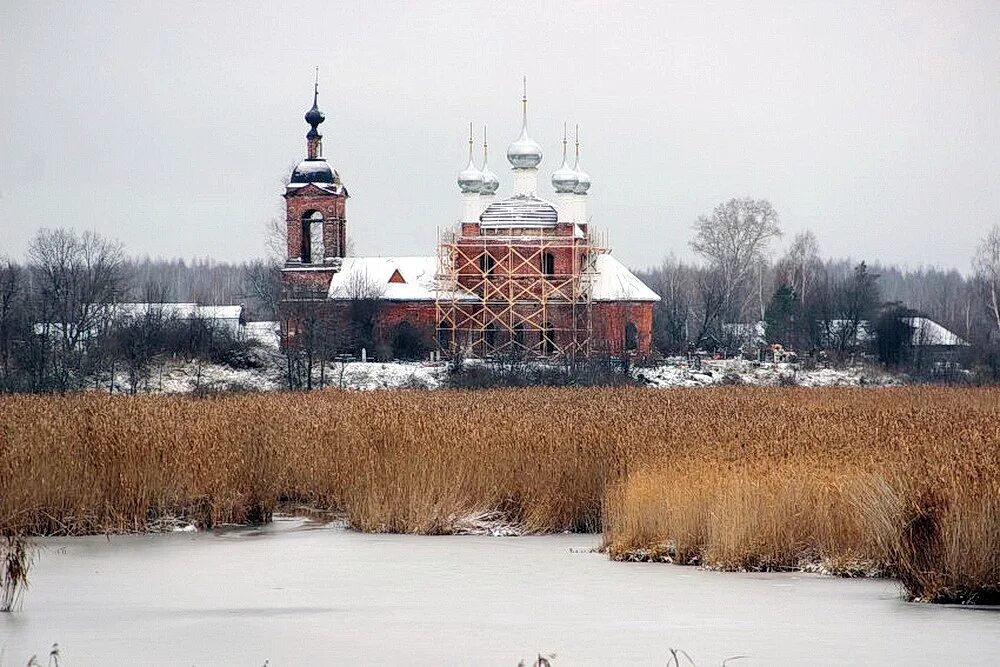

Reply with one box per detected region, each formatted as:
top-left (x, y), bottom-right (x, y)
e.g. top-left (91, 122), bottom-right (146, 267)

top-left (305, 103), bottom-right (325, 128)
top-left (290, 158), bottom-right (336, 184)
top-left (305, 79), bottom-right (325, 134)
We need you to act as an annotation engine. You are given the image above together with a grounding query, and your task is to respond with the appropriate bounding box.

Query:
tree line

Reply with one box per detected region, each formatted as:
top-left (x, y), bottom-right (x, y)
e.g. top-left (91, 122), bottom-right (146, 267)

top-left (0, 227), bottom-right (429, 393)
top-left (635, 198), bottom-right (1000, 379)
top-left (2, 206), bottom-right (999, 392)
top-left (0, 229), bottom-right (273, 393)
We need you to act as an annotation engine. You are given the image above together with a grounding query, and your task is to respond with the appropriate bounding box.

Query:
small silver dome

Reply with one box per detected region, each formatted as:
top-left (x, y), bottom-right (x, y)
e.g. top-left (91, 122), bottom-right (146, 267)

top-left (458, 158), bottom-right (483, 193)
top-left (480, 165), bottom-right (499, 195)
top-left (572, 127), bottom-right (591, 194)
top-left (551, 129), bottom-right (578, 193)
top-left (552, 160), bottom-right (578, 193)
top-left (458, 124), bottom-right (484, 193)
top-left (480, 127), bottom-right (499, 195)
top-left (573, 164), bottom-right (591, 194)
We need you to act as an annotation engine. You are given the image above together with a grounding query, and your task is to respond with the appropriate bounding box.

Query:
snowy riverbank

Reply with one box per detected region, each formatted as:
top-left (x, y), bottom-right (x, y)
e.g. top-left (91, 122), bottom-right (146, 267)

top-left (97, 355), bottom-right (901, 394)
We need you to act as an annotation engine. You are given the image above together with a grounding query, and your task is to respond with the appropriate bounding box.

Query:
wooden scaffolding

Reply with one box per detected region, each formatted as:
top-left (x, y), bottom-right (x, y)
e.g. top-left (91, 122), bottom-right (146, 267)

top-left (435, 226), bottom-right (606, 359)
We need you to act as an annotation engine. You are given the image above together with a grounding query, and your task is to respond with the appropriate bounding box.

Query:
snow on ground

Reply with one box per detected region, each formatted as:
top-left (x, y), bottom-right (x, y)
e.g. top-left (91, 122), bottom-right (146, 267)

top-left (97, 356), bottom-right (900, 394)
top-left (634, 357), bottom-right (901, 388)
top-left (101, 359), bottom-right (445, 394)
top-left (104, 359), bottom-right (286, 394)
top-left (330, 361), bottom-right (445, 390)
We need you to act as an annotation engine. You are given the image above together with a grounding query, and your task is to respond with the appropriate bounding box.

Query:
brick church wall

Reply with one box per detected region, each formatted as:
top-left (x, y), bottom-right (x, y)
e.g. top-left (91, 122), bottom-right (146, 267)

top-left (592, 302), bottom-right (655, 355)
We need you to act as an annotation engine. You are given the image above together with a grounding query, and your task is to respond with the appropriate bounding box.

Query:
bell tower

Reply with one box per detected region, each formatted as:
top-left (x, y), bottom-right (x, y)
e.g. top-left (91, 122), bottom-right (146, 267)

top-left (282, 71), bottom-right (348, 296)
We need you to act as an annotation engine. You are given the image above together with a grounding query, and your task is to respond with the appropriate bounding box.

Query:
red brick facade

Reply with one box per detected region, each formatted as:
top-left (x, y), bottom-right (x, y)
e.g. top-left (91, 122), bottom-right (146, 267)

top-left (592, 302), bottom-right (655, 355)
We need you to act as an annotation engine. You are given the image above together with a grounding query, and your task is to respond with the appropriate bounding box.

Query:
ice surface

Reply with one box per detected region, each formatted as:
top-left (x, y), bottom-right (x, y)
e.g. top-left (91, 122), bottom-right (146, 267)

top-left (2, 524), bottom-right (998, 665)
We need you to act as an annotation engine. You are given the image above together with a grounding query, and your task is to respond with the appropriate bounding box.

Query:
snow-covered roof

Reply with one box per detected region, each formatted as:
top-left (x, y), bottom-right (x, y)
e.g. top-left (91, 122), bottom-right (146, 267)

top-left (328, 257), bottom-right (476, 302)
top-left (904, 317), bottom-right (970, 347)
top-left (723, 321), bottom-right (766, 343)
top-left (326, 254), bottom-right (659, 303)
top-left (591, 254), bottom-right (661, 302)
top-left (285, 182), bottom-right (343, 195)
top-left (820, 317), bottom-right (968, 347)
top-left (113, 303), bottom-right (244, 321)
top-left (479, 195), bottom-right (559, 228)
top-left (245, 321), bottom-right (280, 349)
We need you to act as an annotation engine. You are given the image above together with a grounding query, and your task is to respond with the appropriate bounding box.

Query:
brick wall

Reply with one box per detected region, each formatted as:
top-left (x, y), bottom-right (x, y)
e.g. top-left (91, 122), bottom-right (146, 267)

top-left (284, 188), bottom-right (347, 262)
top-left (592, 302), bottom-right (655, 355)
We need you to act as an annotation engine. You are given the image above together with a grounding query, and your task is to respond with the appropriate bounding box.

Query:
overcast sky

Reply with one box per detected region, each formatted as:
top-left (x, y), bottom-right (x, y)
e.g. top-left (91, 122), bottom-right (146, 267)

top-left (2, 1), bottom-right (998, 272)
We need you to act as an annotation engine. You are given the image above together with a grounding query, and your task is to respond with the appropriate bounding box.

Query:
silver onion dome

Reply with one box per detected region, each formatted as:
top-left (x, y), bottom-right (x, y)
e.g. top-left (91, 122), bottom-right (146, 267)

top-left (507, 80), bottom-right (542, 169)
top-left (573, 164), bottom-right (591, 194)
top-left (458, 158), bottom-right (483, 193)
top-left (551, 125), bottom-right (578, 193)
top-left (572, 125), bottom-right (591, 194)
top-left (507, 125), bottom-right (543, 169)
top-left (457, 124), bottom-right (484, 193)
top-left (480, 126), bottom-right (499, 195)
top-left (480, 166), bottom-right (499, 194)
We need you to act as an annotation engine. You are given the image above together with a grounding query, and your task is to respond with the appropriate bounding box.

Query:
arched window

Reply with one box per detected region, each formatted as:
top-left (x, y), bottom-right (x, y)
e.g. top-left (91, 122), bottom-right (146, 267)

top-left (542, 321), bottom-right (556, 355)
top-left (625, 321), bottom-right (639, 351)
top-left (301, 210), bottom-right (324, 264)
top-left (542, 252), bottom-right (556, 277)
top-left (513, 322), bottom-right (525, 350)
top-left (485, 321), bottom-right (498, 350)
top-left (300, 219), bottom-right (312, 264)
top-left (480, 253), bottom-right (496, 276)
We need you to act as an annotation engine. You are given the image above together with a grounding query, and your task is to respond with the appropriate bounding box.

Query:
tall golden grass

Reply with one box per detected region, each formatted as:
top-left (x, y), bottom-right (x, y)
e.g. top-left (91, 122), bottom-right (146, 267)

top-left (1, 387), bottom-right (998, 602)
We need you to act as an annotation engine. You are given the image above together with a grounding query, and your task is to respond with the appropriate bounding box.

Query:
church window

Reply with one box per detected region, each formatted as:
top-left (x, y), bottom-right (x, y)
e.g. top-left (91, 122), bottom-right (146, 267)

top-left (542, 252), bottom-right (556, 277)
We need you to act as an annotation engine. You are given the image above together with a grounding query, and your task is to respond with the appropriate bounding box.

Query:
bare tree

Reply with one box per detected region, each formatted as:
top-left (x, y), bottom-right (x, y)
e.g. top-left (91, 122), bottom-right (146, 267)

top-left (244, 259), bottom-right (282, 320)
top-left (690, 198), bottom-right (782, 324)
top-left (343, 269), bottom-right (386, 357)
top-left (828, 262), bottom-right (881, 356)
top-left (693, 267), bottom-right (727, 345)
top-left (0, 259), bottom-right (25, 385)
top-left (973, 224), bottom-right (1000, 336)
top-left (28, 229), bottom-right (126, 390)
top-left (638, 255), bottom-right (695, 353)
top-left (777, 230), bottom-right (821, 306)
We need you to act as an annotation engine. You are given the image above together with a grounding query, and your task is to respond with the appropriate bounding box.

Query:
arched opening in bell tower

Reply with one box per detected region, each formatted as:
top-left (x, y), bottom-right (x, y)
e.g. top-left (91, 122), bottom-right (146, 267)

top-left (301, 210), bottom-right (324, 264)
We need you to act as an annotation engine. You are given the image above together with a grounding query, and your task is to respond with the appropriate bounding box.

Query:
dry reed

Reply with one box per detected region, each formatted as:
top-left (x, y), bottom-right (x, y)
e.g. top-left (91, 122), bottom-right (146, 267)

top-left (1, 387), bottom-right (998, 601)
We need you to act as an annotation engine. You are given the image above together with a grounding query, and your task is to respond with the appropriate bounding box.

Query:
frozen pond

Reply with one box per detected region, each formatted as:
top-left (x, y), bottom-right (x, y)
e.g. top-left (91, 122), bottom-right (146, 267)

top-left (2, 518), bottom-right (999, 665)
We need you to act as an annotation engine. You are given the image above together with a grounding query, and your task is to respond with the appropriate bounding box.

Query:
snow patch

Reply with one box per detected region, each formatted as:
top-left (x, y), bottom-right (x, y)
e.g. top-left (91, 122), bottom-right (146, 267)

top-left (635, 358), bottom-right (901, 388)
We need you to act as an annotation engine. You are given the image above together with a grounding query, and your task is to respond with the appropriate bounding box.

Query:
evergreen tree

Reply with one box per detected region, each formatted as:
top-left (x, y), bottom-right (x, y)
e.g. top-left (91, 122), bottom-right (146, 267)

top-left (764, 284), bottom-right (797, 347)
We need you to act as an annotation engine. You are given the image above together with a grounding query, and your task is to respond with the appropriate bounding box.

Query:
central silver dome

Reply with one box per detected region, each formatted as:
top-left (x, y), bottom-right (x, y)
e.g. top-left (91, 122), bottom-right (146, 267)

top-left (480, 194), bottom-right (558, 228)
top-left (507, 126), bottom-right (543, 169)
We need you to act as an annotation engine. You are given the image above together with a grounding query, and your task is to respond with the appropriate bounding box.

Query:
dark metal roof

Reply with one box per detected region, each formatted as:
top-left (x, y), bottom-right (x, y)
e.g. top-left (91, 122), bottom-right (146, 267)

top-left (289, 158), bottom-right (336, 185)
